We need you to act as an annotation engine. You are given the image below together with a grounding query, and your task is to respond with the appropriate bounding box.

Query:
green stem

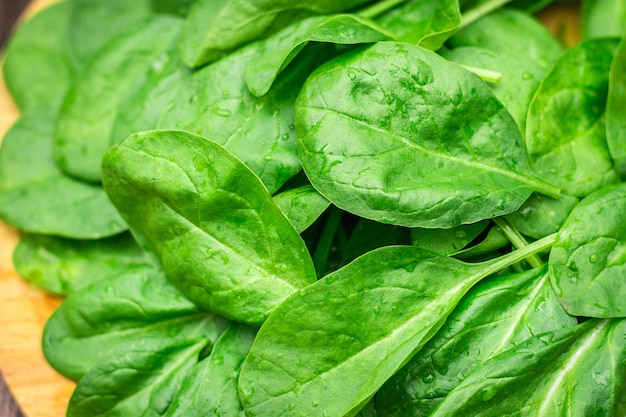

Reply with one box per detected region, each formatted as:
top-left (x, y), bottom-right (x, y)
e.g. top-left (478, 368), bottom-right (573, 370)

top-left (457, 64), bottom-right (502, 83)
top-left (312, 208), bottom-right (343, 277)
top-left (476, 232), bottom-right (556, 278)
top-left (357, 0), bottom-right (407, 19)
top-left (459, 0), bottom-right (514, 30)
top-left (492, 217), bottom-right (544, 269)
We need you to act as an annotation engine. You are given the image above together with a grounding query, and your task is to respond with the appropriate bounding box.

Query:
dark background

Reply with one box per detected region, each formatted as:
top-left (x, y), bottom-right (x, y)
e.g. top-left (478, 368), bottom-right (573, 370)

top-left (0, 0), bottom-right (31, 50)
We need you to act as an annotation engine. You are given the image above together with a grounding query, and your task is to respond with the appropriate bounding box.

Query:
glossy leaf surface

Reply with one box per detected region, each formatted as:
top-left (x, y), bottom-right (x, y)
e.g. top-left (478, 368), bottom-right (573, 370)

top-left (504, 193), bottom-right (579, 239)
top-left (549, 183), bottom-right (626, 317)
top-left (54, 15), bottom-right (182, 182)
top-left (102, 130), bottom-right (317, 325)
top-left (67, 335), bottom-right (208, 417)
top-left (0, 110), bottom-right (126, 238)
top-left (166, 324), bottom-right (256, 417)
top-left (607, 33), bottom-right (626, 177)
top-left (525, 38), bottom-right (620, 197)
top-left (159, 43), bottom-right (316, 194)
top-left (410, 220), bottom-right (489, 255)
top-left (442, 8), bottom-right (562, 133)
top-left (2, 1), bottom-right (75, 112)
top-left (376, 266), bottom-right (576, 416)
top-left (245, 14), bottom-right (392, 97)
top-left (179, 0), bottom-right (373, 67)
top-left (238, 238), bottom-right (555, 416)
top-left (297, 41), bottom-right (558, 228)
top-left (13, 233), bottom-right (151, 295)
top-left (43, 264), bottom-right (227, 380)
top-left (430, 319), bottom-right (626, 417)
top-left (272, 184), bottom-right (330, 233)
top-left (374, 0), bottom-right (460, 50)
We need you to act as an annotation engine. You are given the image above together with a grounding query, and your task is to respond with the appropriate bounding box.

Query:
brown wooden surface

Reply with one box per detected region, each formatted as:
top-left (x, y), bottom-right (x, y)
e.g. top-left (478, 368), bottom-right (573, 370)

top-left (0, 2), bottom-right (580, 417)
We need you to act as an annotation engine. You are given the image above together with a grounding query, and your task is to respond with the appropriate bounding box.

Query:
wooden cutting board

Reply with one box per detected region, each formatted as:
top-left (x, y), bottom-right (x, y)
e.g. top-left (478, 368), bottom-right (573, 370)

top-left (0, 2), bottom-right (579, 417)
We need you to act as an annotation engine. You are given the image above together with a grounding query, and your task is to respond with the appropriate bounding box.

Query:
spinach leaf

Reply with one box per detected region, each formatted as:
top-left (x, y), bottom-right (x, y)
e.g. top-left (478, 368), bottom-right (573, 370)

top-left (13, 233), bottom-right (151, 296)
top-left (245, 14), bottom-right (392, 97)
top-left (166, 323), bottom-right (256, 417)
top-left (159, 42), bottom-right (317, 194)
top-left (581, 0), bottom-right (626, 40)
top-left (410, 220), bottom-right (489, 255)
top-left (296, 41), bottom-right (559, 228)
top-left (504, 192), bottom-right (579, 240)
top-left (68, 0), bottom-right (153, 68)
top-left (607, 32), bottom-right (626, 178)
top-left (442, 8), bottom-right (562, 134)
top-left (179, 0), bottom-right (374, 67)
top-left (376, 265), bottom-right (576, 416)
top-left (272, 184), bottom-right (330, 233)
top-left (0, 109), bottom-right (127, 238)
top-left (452, 223), bottom-right (510, 261)
top-left (66, 335), bottom-right (209, 417)
top-left (150, 0), bottom-right (197, 16)
top-left (525, 38), bottom-right (620, 197)
top-left (429, 318), bottom-right (626, 417)
top-left (238, 235), bottom-right (556, 416)
top-left (54, 15), bottom-right (183, 183)
top-left (2, 1), bottom-right (74, 112)
top-left (101, 130), bottom-right (317, 325)
top-left (549, 183), bottom-right (626, 318)
top-left (374, 0), bottom-right (461, 50)
top-left (42, 264), bottom-right (228, 380)
top-left (111, 46), bottom-right (192, 146)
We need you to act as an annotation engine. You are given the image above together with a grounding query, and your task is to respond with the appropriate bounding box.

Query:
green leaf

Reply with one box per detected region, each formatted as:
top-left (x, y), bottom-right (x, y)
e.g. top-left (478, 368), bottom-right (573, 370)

top-left (42, 264), bottom-right (227, 380)
top-left (442, 8), bottom-right (562, 134)
top-left (111, 46), bottom-right (192, 146)
top-left (296, 41), bottom-right (558, 228)
top-left (376, 265), bottom-right (576, 416)
top-left (525, 38), bottom-right (620, 197)
top-left (272, 184), bottom-right (330, 233)
top-left (410, 220), bottom-right (489, 255)
top-left (67, 335), bottom-right (209, 417)
top-left (54, 15), bottom-right (183, 183)
top-left (245, 14), bottom-right (392, 97)
top-left (166, 323), bottom-right (256, 417)
top-left (238, 236), bottom-right (556, 416)
top-left (607, 32), bottom-right (626, 178)
top-left (68, 0), bottom-right (153, 68)
top-left (504, 193), bottom-right (579, 240)
top-left (179, 0), bottom-right (374, 67)
top-left (101, 130), bottom-right (317, 325)
top-left (0, 110), bottom-right (127, 238)
top-left (150, 0), bottom-right (197, 16)
top-left (159, 42), bottom-right (317, 194)
top-left (2, 1), bottom-right (75, 112)
top-left (549, 183), bottom-right (626, 318)
top-left (342, 218), bottom-right (412, 265)
top-left (374, 0), bottom-right (461, 50)
top-left (13, 233), bottom-right (151, 295)
top-left (581, 0), bottom-right (626, 40)
top-left (429, 319), bottom-right (626, 417)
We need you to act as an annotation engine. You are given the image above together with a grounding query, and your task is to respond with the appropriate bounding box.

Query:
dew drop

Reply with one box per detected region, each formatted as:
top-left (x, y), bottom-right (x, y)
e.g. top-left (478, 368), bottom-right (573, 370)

top-left (373, 306), bottom-right (380, 313)
top-left (311, 401), bottom-right (319, 408)
top-left (213, 108), bottom-right (232, 117)
top-left (421, 374), bottom-right (434, 384)
top-left (288, 404), bottom-right (296, 410)
top-left (549, 167), bottom-right (558, 175)
top-left (298, 289), bottom-right (307, 296)
top-left (454, 230), bottom-right (466, 239)
top-left (347, 70), bottom-right (357, 80)
top-left (480, 386), bottom-right (498, 401)
top-left (589, 253), bottom-right (599, 263)
top-left (263, 155), bottom-right (272, 161)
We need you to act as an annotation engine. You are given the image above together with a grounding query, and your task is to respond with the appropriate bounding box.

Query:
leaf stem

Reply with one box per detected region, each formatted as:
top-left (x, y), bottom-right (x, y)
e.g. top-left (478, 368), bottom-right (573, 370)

top-left (457, 64), bottom-right (502, 83)
top-left (476, 232), bottom-right (556, 278)
top-left (357, 0), bottom-right (407, 19)
top-left (492, 217), bottom-right (543, 269)
top-left (459, 0), bottom-right (514, 30)
top-left (312, 208), bottom-right (343, 277)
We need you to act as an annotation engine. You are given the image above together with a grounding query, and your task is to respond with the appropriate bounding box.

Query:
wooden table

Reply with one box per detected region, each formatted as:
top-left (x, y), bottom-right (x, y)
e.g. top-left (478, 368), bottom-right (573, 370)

top-left (0, 2), bottom-right (580, 416)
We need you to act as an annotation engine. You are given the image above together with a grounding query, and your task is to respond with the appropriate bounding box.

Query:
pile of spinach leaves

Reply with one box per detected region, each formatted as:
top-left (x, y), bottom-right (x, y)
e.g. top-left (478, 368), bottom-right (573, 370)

top-left (1, 0), bottom-right (625, 415)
